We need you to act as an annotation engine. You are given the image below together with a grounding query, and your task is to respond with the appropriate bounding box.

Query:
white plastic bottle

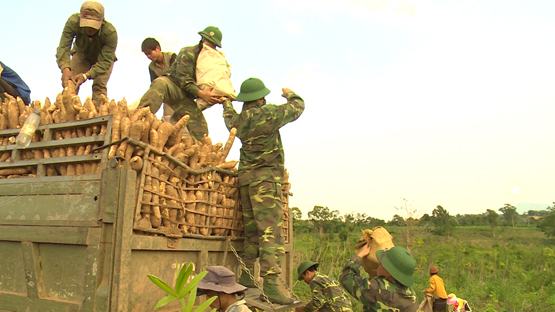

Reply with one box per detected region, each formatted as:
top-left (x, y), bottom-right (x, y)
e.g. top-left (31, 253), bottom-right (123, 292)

top-left (16, 109), bottom-right (40, 148)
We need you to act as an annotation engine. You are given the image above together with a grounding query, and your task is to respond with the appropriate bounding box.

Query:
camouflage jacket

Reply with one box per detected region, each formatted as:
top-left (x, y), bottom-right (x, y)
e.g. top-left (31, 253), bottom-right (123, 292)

top-left (56, 13), bottom-right (118, 79)
top-left (340, 258), bottom-right (418, 312)
top-left (149, 51), bottom-right (176, 82)
top-left (222, 93), bottom-right (304, 186)
top-left (167, 44), bottom-right (201, 98)
top-left (304, 273), bottom-right (353, 312)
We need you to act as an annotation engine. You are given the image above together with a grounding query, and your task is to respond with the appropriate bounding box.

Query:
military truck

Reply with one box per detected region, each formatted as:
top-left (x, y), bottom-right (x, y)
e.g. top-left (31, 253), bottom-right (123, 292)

top-left (0, 116), bottom-right (295, 311)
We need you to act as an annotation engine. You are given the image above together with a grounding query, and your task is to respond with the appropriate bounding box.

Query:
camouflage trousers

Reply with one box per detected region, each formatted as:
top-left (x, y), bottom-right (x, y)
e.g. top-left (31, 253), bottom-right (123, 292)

top-left (70, 52), bottom-right (113, 105)
top-left (138, 76), bottom-right (208, 140)
top-left (239, 180), bottom-right (285, 276)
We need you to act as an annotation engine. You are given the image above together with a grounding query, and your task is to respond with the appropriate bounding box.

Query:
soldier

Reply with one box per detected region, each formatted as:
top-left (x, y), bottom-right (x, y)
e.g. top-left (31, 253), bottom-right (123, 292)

top-left (221, 77), bottom-right (304, 304)
top-left (56, 1), bottom-right (117, 105)
top-left (197, 266), bottom-right (252, 312)
top-left (340, 246), bottom-right (419, 312)
top-left (0, 61), bottom-right (31, 105)
top-left (138, 26), bottom-right (222, 140)
top-left (141, 37), bottom-right (177, 120)
top-left (295, 261), bottom-right (353, 312)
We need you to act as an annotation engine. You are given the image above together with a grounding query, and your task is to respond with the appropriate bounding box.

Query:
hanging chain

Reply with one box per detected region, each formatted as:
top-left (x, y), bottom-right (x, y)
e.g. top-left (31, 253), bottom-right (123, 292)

top-left (228, 241), bottom-right (275, 310)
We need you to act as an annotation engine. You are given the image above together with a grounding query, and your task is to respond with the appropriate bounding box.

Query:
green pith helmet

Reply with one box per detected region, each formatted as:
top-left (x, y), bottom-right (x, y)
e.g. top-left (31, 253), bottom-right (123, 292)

top-left (235, 78), bottom-right (271, 102)
top-left (376, 246), bottom-right (416, 287)
top-left (296, 261), bottom-right (319, 280)
top-left (198, 26), bottom-right (222, 47)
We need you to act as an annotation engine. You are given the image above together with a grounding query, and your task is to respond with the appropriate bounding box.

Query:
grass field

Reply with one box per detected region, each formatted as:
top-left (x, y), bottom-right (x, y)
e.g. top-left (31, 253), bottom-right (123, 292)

top-left (291, 226), bottom-right (555, 312)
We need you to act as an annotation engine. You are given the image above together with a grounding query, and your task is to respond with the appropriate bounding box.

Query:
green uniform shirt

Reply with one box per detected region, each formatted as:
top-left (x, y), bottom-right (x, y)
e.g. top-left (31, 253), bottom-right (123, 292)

top-left (56, 13), bottom-right (118, 79)
top-left (148, 51), bottom-right (176, 82)
top-left (167, 44), bottom-right (201, 98)
top-left (222, 93), bottom-right (304, 185)
top-left (305, 273), bottom-right (353, 312)
top-left (340, 258), bottom-right (418, 312)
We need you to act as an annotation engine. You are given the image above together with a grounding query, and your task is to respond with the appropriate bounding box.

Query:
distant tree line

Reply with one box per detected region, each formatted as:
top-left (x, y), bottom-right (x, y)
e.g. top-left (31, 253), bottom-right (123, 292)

top-left (291, 202), bottom-right (555, 239)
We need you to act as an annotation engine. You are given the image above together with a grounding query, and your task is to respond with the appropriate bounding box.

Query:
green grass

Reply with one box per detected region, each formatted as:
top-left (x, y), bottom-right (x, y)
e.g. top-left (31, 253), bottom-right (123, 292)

top-left (291, 226), bottom-right (555, 312)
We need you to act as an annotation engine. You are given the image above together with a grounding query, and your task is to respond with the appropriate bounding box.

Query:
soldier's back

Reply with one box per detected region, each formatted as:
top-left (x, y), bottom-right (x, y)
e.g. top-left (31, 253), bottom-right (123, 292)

top-left (365, 276), bottom-right (418, 312)
top-left (309, 273), bottom-right (353, 312)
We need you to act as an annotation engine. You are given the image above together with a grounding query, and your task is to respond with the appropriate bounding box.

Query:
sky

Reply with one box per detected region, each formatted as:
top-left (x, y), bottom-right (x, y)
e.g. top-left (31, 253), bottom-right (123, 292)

top-left (3, 0), bottom-right (555, 220)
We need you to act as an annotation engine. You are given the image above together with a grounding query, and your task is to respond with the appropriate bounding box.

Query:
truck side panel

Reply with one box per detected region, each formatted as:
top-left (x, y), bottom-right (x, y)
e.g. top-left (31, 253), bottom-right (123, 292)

top-left (0, 162), bottom-right (292, 312)
top-left (0, 177), bottom-right (104, 312)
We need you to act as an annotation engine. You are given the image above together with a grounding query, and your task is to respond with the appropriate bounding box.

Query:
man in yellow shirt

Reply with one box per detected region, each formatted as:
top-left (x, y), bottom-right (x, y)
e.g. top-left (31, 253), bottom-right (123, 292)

top-left (424, 265), bottom-right (448, 312)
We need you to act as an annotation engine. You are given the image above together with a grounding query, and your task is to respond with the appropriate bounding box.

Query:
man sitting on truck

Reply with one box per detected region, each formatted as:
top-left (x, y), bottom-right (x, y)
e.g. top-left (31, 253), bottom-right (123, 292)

top-left (221, 77), bottom-right (305, 305)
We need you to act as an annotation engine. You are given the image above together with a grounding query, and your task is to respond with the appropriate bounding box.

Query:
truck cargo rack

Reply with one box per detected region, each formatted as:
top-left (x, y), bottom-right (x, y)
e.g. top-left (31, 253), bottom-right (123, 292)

top-left (0, 115), bottom-right (112, 177)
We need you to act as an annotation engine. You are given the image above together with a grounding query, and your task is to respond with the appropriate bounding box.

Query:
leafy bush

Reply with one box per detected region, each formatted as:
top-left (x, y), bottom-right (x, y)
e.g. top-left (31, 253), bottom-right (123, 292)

top-left (148, 262), bottom-right (216, 312)
top-left (430, 205), bottom-right (456, 236)
top-left (539, 205), bottom-right (555, 238)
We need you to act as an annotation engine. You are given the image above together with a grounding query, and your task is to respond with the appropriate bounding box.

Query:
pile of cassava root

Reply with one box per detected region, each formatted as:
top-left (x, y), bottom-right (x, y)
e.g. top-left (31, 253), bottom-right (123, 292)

top-left (0, 82), bottom-right (247, 238)
top-left (0, 82), bottom-right (113, 177)
top-left (0, 81), bottom-right (238, 176)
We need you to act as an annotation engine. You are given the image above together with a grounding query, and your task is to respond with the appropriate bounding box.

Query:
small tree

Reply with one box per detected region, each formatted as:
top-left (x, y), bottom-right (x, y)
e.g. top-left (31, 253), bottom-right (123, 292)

top-left (430, 205), bottom-right (455, 236)
top-left (388, 214), bottom-right (405, 226)
top-left (343, 213), bottom-right (355, 230)
top-left (352, 213), bottom-right (385, 228)
top-left (290, 207), bottom-right (302, 221)
top-left (499, 203), bottom-right (519, 227)
top-left (148, 262), bottom-right (216, 312)
top-left (308, 205), bottom-right (339, 236)
top-left (394, 198), bottom-right (418, 249)
top-left (539, 202), bottom-right (555, 238)
top-left (419, 213), bottom-right (432, 226)
top-left (486, 209), bottom-right (499, 237)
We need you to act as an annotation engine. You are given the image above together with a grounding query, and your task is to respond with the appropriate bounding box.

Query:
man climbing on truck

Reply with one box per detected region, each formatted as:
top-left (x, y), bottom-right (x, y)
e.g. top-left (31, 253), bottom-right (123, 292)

top-left (221, 77), bottom-right (304, 304)
top-left (141, 37), bottom-right (176, 121)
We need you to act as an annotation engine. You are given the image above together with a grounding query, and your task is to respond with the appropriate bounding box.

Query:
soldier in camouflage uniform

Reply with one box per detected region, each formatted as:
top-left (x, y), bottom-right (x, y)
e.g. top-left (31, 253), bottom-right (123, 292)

top-left (138, 26), bottom-right (222, 140)
top-left (295, 261), bottom-right (353, 312)
top-left (56, 1), bottom-right (117, 105)
top-left (340, 246), bottom-right (418, 312)
top-left (221, 77), bottom-right (304, 305)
